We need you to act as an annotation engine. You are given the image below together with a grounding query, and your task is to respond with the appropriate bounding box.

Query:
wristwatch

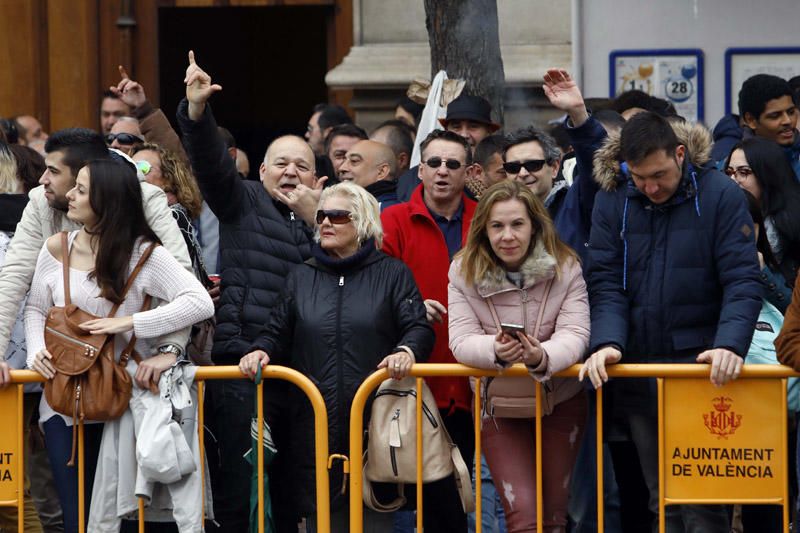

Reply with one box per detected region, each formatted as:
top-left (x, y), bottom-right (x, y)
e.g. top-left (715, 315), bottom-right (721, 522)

top-left (158, 344), bottom-right (186, 363)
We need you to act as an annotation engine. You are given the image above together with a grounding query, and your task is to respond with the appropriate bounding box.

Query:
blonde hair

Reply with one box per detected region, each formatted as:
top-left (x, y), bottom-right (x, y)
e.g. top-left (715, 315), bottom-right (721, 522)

top-left (457, 180), bottom-right (577, 285)
top-left (132, 143), bottom-right (203, 219)
top-left (316, 182), bottom-right (383, 248)
top-left (0, 144), bottom-right (18, 194)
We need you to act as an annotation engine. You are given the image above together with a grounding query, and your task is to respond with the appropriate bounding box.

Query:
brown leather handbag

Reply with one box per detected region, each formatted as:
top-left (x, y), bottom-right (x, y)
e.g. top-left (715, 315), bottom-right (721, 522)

top-left (43, 232), bottom-right (157, 463)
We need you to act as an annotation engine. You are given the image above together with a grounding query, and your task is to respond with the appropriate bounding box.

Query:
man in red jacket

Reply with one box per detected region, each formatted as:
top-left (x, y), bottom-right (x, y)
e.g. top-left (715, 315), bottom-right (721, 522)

top-left (381, 129), bottom-right (477, 532)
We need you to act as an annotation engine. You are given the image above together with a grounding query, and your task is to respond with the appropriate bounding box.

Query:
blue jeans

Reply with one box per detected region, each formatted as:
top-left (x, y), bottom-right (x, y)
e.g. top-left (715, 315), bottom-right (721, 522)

top-left (567, 394), bottom-right (623, 533)
top-left (468, 454), bottom-right (506, 533)
top-left (42, 416), bottom-right (103, 533)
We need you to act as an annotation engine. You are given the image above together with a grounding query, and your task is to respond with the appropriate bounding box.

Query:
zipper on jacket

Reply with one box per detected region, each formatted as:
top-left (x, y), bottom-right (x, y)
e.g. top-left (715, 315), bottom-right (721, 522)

top-left (45, 327), bottom-right (98, 358)
top-left (290, 211), bottom-right (295, 221)
top-left (520, 289), bottom-right (529, 332)
top-left (335, 275), bottom-right (346, 454)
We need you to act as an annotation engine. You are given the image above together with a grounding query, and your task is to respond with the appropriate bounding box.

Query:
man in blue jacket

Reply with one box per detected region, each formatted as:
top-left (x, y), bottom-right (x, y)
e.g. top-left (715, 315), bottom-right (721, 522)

top-left (579, 111), bottom-right (762, 531)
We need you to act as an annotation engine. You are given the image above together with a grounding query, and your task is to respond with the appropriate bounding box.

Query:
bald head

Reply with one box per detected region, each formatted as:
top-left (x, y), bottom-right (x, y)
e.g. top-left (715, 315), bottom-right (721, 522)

top-left (260, 135), bottom-right (317, 199)
top-left (338, 140), bottom-right (396, 189)
top-left (264, 135), bottom-right (314, 168)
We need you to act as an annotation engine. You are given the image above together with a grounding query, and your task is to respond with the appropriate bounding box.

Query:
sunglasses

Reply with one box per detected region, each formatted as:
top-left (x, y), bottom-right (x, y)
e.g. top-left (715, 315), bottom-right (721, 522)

top-left (105, 132), bottom-right (144, 146)
top-left (135, 160), bottom-right (152, 176)
top-left (502, 159), bottom-right (547, 174)
top-left (316, 209), bottom-right (352, 225)
top-left (424, 157), bottom-right (463, 170)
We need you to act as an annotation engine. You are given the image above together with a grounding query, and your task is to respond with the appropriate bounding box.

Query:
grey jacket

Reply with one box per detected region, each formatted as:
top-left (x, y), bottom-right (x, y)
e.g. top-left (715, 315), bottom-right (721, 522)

top-left (0, 183), bottom-right (192, 358)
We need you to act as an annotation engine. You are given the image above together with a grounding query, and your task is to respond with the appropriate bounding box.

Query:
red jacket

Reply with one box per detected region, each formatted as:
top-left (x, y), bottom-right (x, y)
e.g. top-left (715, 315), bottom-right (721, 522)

top-left (381, 184), bottom-right (477, 412)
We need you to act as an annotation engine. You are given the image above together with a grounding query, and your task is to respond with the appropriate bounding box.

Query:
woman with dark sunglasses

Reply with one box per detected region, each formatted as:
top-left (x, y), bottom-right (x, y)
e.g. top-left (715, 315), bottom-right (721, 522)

top-left (725, 137), bottom-right (800, 312)
top-left (239, 182), bottom-right (433, 532)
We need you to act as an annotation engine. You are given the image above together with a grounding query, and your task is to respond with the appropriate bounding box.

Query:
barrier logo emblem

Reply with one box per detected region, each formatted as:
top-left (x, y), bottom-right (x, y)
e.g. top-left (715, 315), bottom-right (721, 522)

top-left (703, 396), bottom-right (741, 439)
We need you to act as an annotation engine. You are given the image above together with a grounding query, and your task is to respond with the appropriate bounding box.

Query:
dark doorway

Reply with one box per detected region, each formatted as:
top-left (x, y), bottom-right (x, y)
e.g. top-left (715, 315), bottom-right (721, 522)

top-left (158, 6), bottom-right (331, 180)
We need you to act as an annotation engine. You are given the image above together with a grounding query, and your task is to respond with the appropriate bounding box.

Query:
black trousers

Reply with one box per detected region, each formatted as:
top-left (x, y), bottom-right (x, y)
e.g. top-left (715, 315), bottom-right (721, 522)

top-left (400, 408), bottom-right (474, 533)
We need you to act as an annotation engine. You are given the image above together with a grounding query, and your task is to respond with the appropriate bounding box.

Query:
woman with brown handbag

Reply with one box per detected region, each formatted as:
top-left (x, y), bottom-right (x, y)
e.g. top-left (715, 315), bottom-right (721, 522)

top-left (25, 157), bottom-right (214, 533)
top-left (448, 180), bottom-right (590, 533)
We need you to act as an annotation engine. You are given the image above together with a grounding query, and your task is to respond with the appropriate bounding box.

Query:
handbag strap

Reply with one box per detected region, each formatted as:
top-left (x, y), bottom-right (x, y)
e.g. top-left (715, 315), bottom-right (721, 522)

top-left (118, 294), bottom-right (152, 367)
top-left (108, 241), bottom-right (159, 318)
top-left (532, 277), bottom-right (554, 339)
top-left (60, 232), bottom-right (72, 306)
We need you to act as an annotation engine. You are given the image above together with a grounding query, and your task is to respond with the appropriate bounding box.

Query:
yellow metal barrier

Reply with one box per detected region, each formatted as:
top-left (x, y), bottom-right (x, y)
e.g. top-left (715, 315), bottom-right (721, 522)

top-left (349, 363), bottom-right (800, 533)
top-left (3, 365), bottom-right (332, 533)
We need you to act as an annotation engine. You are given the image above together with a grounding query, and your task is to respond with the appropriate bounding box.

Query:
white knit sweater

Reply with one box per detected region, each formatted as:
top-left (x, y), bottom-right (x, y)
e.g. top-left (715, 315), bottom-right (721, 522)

top-left (25, 231), bottom-right (214, 425)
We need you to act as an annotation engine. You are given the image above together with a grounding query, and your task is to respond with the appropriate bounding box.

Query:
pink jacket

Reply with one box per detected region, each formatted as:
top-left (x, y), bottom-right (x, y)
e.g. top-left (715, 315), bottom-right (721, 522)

top-left (448, 241), bottom-right (590, 408)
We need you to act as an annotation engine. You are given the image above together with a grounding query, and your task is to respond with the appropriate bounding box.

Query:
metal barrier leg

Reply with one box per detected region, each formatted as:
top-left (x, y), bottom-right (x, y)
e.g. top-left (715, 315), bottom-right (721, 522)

top-left (416, 378), bottom-right (424, 533)
top-left (78, 420), bottom-right (85, 533)
top-left (474, 382), bottom-right (482, 533)
top-left (596, 387), bottom-right (604, 533)
top-left (535, 381), bottom-right (543, 533)
top-left (16, 384), bottom-right (24, 533)
top-left (198, 380), bottom-right (206, 525)
top-left (783, 378), bottom-right (789, 533)
top-left (257, 381), bottom-right (265, 533)
top-left (657, 378), bottom-right (665, 533)
top-left (138, 498), bottom-right (145, 532)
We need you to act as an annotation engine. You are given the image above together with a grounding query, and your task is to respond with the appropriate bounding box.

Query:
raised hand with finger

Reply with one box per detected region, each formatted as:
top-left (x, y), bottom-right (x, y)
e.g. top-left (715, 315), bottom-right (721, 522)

top-left (185, 50), bottom-right (223, 120)
top-left (111, 65), bottom-right (147, 110)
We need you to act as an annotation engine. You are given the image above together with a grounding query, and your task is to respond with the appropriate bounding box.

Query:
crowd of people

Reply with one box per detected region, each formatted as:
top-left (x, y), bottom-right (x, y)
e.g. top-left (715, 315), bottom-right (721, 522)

top-left (0, 49), bottom-right (799, 533)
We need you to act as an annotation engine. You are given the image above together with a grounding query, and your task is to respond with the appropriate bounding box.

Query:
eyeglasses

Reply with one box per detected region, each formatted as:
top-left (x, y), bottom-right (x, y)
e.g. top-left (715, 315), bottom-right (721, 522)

top-left (423, 157), bottom-right (463, 170)
top-left (725, 166), bottom-right (754, 181)
top-left (502, 159), bottom-right (547, 174)
top-left (316, 209), bottom-right (352, 224)
top-left (105, 133), bottom-right (144, 146)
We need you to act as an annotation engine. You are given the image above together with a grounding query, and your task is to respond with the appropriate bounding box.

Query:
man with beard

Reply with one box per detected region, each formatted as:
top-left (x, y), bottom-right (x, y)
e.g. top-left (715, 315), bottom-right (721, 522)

top-left (0, 128), bottom-right (190, 386)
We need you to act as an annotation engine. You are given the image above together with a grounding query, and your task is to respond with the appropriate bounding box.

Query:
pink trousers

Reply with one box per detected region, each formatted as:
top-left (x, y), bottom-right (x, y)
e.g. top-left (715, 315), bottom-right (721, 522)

top-left (481, 392), bottom-right (586, 533)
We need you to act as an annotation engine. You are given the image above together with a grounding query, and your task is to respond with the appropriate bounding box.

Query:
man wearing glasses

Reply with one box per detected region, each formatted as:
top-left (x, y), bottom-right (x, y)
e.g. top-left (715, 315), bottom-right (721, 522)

top-left (106, 116), bottom-right (144, 156)
top-left (381, 129), bottom-right (477, 533)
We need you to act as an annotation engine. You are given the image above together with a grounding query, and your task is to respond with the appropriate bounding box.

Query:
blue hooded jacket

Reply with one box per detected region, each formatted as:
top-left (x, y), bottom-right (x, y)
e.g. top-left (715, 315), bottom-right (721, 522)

top-left (587, 121), bottom-right (763, 364)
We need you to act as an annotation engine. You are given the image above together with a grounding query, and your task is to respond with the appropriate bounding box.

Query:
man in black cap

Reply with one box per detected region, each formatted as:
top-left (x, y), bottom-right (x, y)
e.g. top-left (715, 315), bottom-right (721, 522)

top-left (396, 93), bottom-right (501, 202)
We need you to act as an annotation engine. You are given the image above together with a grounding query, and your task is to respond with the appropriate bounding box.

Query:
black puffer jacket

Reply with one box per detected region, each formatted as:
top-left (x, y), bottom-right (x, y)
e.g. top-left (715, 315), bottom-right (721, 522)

top-left (177, 99), bottom-right (314, 363)
top-left (250, 241), bottom-right (434, 514)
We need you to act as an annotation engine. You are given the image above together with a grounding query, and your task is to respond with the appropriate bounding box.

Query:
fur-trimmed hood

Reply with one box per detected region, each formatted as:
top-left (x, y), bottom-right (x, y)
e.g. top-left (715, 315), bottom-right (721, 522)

top-left (593, 121), bottom-right (714, 191)
top-left (476, 239), bottom-right (557, 296)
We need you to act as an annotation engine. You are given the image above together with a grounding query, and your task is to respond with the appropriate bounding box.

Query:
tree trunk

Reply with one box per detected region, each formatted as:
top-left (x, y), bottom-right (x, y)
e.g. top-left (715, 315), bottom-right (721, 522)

top-left (424, 0), bottom-right (505, 125)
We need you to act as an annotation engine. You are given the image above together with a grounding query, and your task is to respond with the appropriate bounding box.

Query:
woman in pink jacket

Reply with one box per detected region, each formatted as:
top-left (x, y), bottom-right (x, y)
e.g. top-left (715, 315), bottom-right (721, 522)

top-left (448, 180), bottom-right (589, 532)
